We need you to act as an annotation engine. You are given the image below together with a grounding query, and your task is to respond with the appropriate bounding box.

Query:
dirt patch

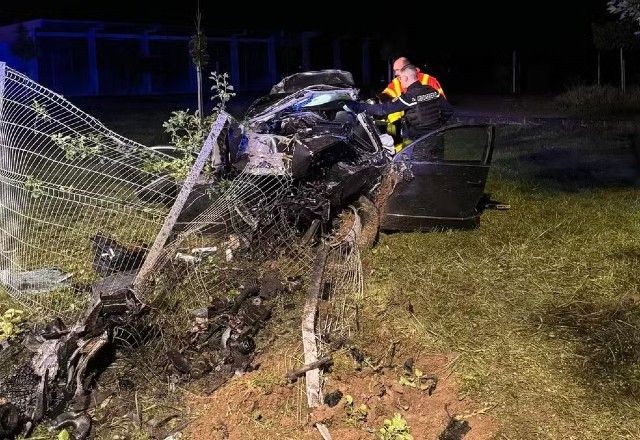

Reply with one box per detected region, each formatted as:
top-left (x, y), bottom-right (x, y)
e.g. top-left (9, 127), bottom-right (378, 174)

top-left (185, 350), bottom-right (497, 439)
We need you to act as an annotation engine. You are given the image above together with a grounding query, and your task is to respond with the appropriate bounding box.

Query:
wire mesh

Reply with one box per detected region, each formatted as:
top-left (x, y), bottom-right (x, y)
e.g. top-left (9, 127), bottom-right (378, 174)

top-left (0, 63), bottom-right (177, 320)
top-left (0, 63), bottom-right (364, 405)
top-left (317, 207), bottom-right (364, 350)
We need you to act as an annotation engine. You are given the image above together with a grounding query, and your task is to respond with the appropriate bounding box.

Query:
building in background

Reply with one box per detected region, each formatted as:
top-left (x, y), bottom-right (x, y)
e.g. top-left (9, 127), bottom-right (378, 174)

top-left (0, 19), bottom-right (384, 97)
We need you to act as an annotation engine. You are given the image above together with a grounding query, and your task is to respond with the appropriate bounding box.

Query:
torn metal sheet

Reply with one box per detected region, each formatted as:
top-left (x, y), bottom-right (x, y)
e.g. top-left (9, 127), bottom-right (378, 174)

top-left (270, 70), bottom-right (355, 94)
top-left (243, 133), bottom-right (289, 175)
top-left (0, 268), bottom-right (72, 294)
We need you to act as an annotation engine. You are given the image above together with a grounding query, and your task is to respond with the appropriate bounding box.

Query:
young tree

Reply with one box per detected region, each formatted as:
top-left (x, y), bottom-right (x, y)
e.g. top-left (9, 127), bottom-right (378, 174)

top-left (592, 23), bottom-right (605, 86)
top-left (591, 20), bottom-right (636, 91)
top-left (188, 3), bottom-right (209, 123)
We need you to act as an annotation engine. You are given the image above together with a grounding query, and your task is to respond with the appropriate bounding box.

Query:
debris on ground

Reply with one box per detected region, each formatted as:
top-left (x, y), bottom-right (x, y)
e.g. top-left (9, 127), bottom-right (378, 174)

top-left (439, 418), bottom-right (472, 440)
top-left (0, 66), bottom-right (501, 438)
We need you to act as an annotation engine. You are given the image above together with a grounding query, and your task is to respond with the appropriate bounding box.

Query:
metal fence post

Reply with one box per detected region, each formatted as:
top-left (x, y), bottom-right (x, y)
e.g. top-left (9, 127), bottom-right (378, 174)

top-left (133, 111), bottom-right (229, 289)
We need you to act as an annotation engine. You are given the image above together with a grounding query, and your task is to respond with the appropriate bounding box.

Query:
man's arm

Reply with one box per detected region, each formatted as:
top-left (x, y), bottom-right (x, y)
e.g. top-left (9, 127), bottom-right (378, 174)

top-left (439, 96), bottom-right (454, 122)
top-left (359, 96), bottom-right (413, 117)
top-left (378, 92), bottom-right (394, 103)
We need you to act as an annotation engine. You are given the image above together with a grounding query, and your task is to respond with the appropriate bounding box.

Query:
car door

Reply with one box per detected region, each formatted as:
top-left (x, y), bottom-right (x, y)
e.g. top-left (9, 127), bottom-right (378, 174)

top-left (380, 124), bottom-right (495, 231)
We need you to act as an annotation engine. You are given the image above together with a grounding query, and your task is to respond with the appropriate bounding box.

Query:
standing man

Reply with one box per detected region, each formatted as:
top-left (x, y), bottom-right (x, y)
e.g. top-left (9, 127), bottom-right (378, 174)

top-left (346, 64), bottom-right (453, 145)
top-left (382, 56), bottom-right (445, 100)
top-left (381, 57), bottom-right (446, 146)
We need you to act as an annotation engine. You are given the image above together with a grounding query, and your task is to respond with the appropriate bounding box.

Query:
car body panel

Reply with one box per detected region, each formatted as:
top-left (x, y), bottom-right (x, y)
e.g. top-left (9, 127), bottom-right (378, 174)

top-left (381, 124), bottom-right (496, 231)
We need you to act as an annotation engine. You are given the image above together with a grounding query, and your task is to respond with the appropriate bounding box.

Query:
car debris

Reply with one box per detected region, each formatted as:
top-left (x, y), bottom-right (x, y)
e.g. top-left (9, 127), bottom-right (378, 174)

top-left (0, 65), bottom-right (501, 438)
top-left (0, 268), bottom-right (72, 295)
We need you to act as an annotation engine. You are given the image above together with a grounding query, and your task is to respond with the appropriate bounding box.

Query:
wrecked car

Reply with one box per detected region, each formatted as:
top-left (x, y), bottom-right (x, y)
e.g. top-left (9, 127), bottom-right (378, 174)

top-left (171, 69), bottom-right (497, 235)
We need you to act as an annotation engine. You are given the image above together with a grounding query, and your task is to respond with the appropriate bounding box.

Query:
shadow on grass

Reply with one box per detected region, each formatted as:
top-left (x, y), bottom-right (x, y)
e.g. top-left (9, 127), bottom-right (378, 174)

top-left (612, 246), bottom-right (640, 264)
top-left (494, 125), bottom-right (640, 191)
top-left (536, 295), bottom-right (640, 399)
top-left (533, 160), bottom-right (639, 190)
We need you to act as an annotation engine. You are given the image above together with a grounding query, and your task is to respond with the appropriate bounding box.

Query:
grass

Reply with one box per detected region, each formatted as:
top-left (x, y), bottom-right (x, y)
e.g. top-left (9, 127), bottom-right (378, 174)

top-left (2, 102), bottom-right (639, 438)
top-left (362, 124), bottom-right (640, 438)
top-left (555, 85), bottom-right (640, 117)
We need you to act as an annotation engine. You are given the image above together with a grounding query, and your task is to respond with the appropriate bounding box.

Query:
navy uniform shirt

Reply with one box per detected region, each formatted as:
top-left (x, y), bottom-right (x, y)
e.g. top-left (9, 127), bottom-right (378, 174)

top-left (354, 82), bottom-right (454, 139)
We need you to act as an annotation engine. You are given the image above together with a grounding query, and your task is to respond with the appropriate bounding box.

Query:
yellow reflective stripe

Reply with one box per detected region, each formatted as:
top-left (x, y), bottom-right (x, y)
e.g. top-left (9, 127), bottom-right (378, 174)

top-left (421, 74), bottom-right (430, 85)
top-left (392, 77), bottom-right (402, 95)
top-left (383, 87), bottom-right (398, 98)
top-left (386, 122), bottom-right (397, 136)
top-left (387, 111), bottom-right (404, 123)
top-left (387, 77), bottom-right (407, 122)
top-left (395, 138), bottom-right (411, 153)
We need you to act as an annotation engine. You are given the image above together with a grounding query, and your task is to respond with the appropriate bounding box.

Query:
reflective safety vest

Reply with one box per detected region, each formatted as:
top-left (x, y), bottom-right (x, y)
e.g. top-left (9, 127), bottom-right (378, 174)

top-left (382, 72), bottom-right (445, 123)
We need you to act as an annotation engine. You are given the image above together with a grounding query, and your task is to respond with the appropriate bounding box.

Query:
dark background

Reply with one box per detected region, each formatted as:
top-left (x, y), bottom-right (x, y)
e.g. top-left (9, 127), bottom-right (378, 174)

top-left (1, 1), bottom-right (610, 50)
top-left (1, 0), bottom-right (632, 94)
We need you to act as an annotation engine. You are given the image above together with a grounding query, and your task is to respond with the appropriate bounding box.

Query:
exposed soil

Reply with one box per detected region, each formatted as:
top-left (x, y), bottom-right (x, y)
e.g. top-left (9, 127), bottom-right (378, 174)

top-left (185, 349), bottom-right (497, 439)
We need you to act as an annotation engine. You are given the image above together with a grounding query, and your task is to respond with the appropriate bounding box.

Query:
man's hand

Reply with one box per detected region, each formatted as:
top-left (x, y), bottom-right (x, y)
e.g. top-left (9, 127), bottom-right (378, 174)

top-left (343, 101), bottom-right (364, 114)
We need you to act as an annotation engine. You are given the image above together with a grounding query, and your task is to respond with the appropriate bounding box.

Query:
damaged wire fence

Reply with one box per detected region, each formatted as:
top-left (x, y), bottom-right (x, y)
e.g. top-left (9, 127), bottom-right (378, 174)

top-left (0, 62), bottom-right (173, 319)
top-left (0, 62), bottom-right (369, 439)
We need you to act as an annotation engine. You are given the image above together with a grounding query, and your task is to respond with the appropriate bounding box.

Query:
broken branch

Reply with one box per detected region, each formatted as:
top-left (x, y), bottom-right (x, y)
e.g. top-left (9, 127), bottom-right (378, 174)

top-left (285, 356), bottom-right (333, 383)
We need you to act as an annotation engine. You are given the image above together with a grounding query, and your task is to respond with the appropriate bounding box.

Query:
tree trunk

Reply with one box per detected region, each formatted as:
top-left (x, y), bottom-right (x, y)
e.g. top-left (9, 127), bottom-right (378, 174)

top-left (620, 47), bottom-right (626, 93)
top-left (196, 64), bottom-right (204, 123)
top-left (512, 49), bottom-right (517, 94)
top-left (597, 51), bottom-right (601, 87)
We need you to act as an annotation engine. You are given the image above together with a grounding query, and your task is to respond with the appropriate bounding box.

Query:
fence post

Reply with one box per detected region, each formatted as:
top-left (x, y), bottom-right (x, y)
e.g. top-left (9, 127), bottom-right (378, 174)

top-left (512, 50), bottom-right (517, 94)
top-left (0, 62), bottom-right (5, 118)
top-left (133, 111), bottom-right (229, 290)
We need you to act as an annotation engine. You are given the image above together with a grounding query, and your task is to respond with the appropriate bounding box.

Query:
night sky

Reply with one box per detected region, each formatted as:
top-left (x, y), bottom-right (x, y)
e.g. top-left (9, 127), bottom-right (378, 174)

top-left (2, 1), bottom-right (611, 49)
top-left (1, 1), bottom-right (624, 93)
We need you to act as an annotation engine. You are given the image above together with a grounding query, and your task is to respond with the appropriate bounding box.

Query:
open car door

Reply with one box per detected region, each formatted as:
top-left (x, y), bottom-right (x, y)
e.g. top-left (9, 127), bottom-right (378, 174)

top-left (381, 124), bottom-right (496, 231)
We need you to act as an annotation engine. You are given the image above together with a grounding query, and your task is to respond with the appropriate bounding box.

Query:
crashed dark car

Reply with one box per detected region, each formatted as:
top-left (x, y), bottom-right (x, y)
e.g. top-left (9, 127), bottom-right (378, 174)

top-left (217, 69), bottom-right (497, 233)
top-left (142, 70), bottom-right (497, 234)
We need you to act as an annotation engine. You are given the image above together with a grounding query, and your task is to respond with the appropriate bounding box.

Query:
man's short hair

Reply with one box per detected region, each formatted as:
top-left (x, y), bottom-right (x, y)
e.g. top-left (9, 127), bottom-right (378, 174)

top-left (401, 64), bottom-right (418, 77)
top-left (394, 56), bottom-right (411, 67)
top-left (393, 57), bottom-right (413, 76)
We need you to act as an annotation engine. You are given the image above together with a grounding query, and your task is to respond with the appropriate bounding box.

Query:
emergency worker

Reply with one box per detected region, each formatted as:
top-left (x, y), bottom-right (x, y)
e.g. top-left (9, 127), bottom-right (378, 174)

top-left (346, 64), bottom-right (453, 148)
top-left (380, 56), bottom-right (446, 147)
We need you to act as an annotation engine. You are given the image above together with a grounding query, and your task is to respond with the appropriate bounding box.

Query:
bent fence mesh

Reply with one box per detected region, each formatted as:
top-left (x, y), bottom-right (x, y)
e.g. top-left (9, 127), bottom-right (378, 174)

top-left (0, 61), bottom-right (362, 394)
top-left (0, 63), bottom-right (173, 319)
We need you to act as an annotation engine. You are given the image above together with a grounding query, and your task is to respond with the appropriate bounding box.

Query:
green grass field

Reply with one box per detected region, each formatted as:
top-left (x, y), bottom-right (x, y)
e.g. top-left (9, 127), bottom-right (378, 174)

top-left (361, 123), bottom-right (640, 438)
